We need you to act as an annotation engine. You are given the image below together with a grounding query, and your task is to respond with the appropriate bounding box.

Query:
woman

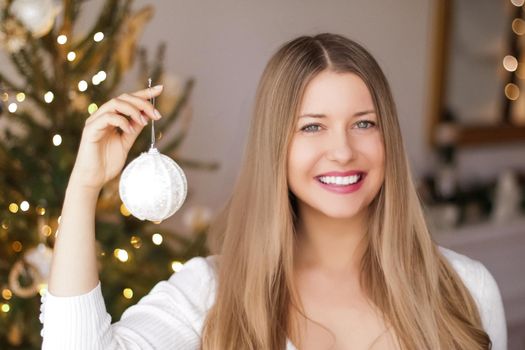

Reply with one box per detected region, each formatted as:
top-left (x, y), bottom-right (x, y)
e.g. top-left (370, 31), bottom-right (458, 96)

top-left (41, 33), bottom-right (506, 349)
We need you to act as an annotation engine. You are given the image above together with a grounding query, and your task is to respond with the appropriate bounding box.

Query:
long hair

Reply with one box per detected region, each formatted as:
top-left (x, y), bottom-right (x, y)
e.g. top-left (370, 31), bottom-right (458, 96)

top-left (200, 33), bottom-right (491, 349)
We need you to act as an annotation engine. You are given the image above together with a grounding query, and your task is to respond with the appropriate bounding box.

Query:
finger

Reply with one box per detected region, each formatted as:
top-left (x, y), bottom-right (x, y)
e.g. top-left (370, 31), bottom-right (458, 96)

top-left (120, 115), bottom-right (145, 151)
top-left (86, 85), bottom-right (163, 124)
top-left (117, 93), bottom-right (161, 122)
top-left (86, 94), bottom-right (147, 125)
top-left (85, 112), bottom-right (134, 141)
top-left (129, 84), bottom-right (163, 100)
top-left (90, 98), bottom-right (146, 128)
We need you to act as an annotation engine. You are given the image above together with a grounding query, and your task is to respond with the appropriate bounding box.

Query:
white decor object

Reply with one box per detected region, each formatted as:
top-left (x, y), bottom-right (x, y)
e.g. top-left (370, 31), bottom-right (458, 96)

top-left (10, 0), bottom-right (59, 38)
top-left (119, 147), bottom-right (187, 223)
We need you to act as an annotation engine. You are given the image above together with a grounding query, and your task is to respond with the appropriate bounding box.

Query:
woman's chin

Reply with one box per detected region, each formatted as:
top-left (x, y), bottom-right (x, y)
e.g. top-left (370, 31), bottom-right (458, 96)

top-left (317, 206), bottom-right (364, 220)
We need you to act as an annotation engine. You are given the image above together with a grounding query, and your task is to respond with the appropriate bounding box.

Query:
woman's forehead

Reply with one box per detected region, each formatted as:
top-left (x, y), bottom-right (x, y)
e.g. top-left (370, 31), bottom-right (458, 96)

top-left (298, 71), bottom-right (374, 116)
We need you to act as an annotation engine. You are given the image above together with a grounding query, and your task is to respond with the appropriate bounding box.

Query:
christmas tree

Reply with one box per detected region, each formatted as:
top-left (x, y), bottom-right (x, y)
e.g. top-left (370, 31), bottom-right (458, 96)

top-left (0, 0), bottom-right (217, 348)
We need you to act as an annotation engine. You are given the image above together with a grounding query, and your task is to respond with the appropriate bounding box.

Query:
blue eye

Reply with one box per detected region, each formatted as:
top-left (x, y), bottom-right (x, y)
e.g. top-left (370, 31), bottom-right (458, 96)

top-left (355, 120), bottom-right (376, 129)
top-left (300, 124), bottom-right (322, 133)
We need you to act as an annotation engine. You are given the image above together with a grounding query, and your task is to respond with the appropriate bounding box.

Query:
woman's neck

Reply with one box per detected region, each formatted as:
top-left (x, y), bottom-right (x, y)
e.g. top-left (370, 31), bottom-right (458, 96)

top-left (294, 204), bottom-right (368, 275)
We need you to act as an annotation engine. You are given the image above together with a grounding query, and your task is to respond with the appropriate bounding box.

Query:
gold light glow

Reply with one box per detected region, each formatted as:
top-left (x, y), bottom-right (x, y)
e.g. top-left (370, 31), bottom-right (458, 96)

top-left (67, 51), bottom-right (76, 61)
top-left (123, 288), bottom-right (133, 299)
top-left (171, 261), bottom-right (184, 272)
top-left (505, 83), bottom-right (520, 100)
top-left (2, 289), bottom-right (12, 300)
top-left (88, 103), bottom-right (98, 115)
top-left (8, 103), bottom-right (17, 113)
top-left (8, 203), bottom-right (18, 213)
top-left (503, 55), bottom-right (518, 72)
top-left (130, 236), bottom-right (142, 249)
top-left (57, 35), bottom-right (68, 45)
top-left (53, 134), bottom-right (62, 146)
top-left (152, 233), bottom-right (163, 245)
top-left (512, 18), bottom-right (525, 35)
top-left (44, 91), bottom-right (54, 103)
top-left (93, 32), bottom-right (104, 42)
top-left (20, 201), bottom-right (29, 212)
top-left (1, 303), bottom-right (10, 313)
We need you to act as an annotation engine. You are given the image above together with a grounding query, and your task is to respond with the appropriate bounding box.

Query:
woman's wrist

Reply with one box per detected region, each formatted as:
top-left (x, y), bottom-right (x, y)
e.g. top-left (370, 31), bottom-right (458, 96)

top-left (67, 171), bottom-right (103, 196)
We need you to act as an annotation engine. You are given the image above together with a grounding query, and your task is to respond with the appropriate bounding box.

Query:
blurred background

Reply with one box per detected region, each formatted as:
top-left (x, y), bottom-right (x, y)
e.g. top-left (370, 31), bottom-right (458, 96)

top-left (0, 0), bottom-right (524, 348)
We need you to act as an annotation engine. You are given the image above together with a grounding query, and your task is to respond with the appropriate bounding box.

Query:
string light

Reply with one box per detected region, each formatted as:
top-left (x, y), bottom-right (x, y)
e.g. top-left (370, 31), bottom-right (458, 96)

top-left (505, 83), bottom-right (520, 100)
top-left (8, 203), bottom-right (18, 213)
top-left (93, 32), bottom-right (104, 42)
top-left (1, 92), bottom-right (8, 101)
top-left (512, 18), bottom-right (525, 35)
top-left (36, 206), bottom-right (46, 215)
top-left (88, 103), bottom-right (98, 115)
top-left (44, 91), bottom-right (54, 103)
top-left (92, 75), bottom-right (101, 85)
top-left (78, 80), bottom-right (88, 92)
top-left (57, 35), bottom-right (67, 45)
top-left (130, 236), bottom-right (142, 249)
top-left (8, 103), bottom-right (17, 113)
top-left (171, 261), bottom-right (184, 272)
top-left (97, 71), bottom-right (107, 81)
top-left (20, 201), bottom-right (29, 212)
top-left (67, 51), bottom-right (76, 61)
top-left (92, 71), bottom-right (107, 85)
top-left (123, 288), bottom-right (133, 299)
top-left (152, 233), bottom-right (163, 245)
top-left (1, 303), bottom-right (10, 313)
top-left (53, 134), bottom-right (62, 146)
top-left (16, 92), bottom-right (25, 102)
top-left (114, 248), bottom-right (129, 262)
top-left (503, 55), bottom-right (518, 72)
top-left (1, 289), bottom-right (12, 300)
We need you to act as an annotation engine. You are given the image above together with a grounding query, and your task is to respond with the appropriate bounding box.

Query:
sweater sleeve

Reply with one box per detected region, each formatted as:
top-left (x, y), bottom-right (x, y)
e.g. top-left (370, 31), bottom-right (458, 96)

top-left (476, 261), bottom-right (507, 350)
top-left (40, 256), bottom-right (217, 350)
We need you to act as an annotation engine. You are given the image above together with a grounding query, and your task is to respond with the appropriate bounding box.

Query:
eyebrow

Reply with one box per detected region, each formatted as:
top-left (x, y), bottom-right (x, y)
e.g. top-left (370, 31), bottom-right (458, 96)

top-left (299, 110), bottom-right (376, 119)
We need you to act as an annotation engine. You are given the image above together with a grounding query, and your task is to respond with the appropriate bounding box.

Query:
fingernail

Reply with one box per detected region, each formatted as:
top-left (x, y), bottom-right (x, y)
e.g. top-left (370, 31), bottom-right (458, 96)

top-left (154, 109), bottom-right (161, 119)
top-left (154, 85), bottom-right (163, 90)
top-left (140, 115), bottom-right (148, 125)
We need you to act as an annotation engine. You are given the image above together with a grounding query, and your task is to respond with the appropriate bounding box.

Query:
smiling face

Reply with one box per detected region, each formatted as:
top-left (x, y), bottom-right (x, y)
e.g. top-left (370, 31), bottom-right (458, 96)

top-left (287, 70), bottom-right (385, 220)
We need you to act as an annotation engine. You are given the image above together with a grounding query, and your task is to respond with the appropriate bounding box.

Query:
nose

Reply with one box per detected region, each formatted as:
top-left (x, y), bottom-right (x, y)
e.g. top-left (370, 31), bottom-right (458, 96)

top-left (326, 129), bottom-right (355, 163)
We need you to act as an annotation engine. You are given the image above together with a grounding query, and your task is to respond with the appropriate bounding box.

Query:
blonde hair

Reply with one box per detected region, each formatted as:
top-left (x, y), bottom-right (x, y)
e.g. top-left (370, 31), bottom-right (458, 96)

top-left (201, 33), bottom-right (491, 349)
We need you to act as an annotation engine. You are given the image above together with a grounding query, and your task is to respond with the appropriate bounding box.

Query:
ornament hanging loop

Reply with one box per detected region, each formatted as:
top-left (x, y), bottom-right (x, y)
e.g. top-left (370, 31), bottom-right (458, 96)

top-left (148, 78), bottom-right (156, 149)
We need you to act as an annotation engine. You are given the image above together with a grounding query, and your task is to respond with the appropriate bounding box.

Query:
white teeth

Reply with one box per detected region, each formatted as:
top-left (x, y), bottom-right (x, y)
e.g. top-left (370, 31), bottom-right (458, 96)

top-left (319, 174), bottom-right (361, 185)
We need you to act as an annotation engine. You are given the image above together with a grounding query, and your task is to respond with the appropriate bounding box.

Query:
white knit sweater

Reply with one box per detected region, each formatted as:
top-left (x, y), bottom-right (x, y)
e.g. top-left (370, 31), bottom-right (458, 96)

top-left (40, 246), bottom-right (507, 349)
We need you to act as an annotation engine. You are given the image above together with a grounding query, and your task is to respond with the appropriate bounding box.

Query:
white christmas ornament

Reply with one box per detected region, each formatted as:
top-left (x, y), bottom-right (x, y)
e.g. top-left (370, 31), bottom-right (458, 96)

top-left (119, 147), bottom-right (187, 222)
top-left (119, 79), bottom-right (188, 222)
top-left (10, 0), bottom-right (60, 38)
top-left (24, 243), bottom-right (53, 282)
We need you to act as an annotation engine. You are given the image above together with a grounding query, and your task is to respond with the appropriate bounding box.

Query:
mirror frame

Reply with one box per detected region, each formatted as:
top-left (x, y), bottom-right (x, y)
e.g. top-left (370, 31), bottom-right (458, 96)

top-left (427, 0), bottom-right (525, 147)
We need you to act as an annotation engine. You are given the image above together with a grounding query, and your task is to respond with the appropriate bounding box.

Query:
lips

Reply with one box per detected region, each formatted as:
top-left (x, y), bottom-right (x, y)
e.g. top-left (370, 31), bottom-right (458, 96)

top-left (315, 171), bottom-right (366, 194)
